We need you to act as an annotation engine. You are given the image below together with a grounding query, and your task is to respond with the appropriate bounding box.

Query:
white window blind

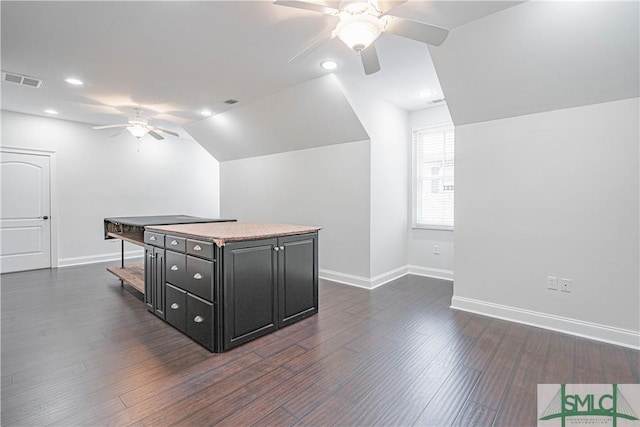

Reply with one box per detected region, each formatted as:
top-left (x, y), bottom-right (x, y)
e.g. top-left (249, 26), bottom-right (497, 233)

top-left (412, 124), bottom-right (455, 229)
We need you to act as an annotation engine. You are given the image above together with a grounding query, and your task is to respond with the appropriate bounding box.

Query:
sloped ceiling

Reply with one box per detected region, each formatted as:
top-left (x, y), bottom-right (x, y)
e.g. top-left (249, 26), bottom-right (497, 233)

top-left (185, 74), bottom-right (368, 161)
top-left (429, 1), bottom-right (640, 126)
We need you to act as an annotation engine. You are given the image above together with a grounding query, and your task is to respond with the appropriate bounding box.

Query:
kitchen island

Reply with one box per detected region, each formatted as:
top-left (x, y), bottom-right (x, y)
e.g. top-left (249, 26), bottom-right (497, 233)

top-left (143, 221), bottom-right (321, 352)
top-left (103, 215), bottom-right (235, 293)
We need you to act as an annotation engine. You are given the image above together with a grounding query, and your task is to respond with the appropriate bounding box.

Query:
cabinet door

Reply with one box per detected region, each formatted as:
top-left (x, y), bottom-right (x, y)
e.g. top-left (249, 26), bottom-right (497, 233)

top-left (185, 255), bottom-right (214, 301)
top-left (186, 293), bottom-right (214, 351)
top-left (277, 233), bottom-right (318, 327)
top-left (144, 245), bottom-right (154, 313)
top-left (166, 250), bottom-right (186, 288)
top-left (223, 238), bottom-right (277, 349)
top-left (154, 248), bottom-right (165, 319)
top-left (165, 283), bottom-right (187, 333)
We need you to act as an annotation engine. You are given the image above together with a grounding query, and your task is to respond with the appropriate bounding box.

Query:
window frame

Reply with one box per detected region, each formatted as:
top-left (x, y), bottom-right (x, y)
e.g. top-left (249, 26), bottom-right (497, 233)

top-left (411, 122), bottom-right (455, 231)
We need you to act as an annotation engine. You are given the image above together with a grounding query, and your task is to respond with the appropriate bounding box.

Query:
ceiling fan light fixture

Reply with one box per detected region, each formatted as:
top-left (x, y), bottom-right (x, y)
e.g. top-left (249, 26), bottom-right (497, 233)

top-left (64, 77), bottom-right (84, 86)
top-left (320, 60), bottom-right (338, 70)
top-left (336, 14), bottom-right (383, 52)
top-left (127, 124), bottom-right (149, 138)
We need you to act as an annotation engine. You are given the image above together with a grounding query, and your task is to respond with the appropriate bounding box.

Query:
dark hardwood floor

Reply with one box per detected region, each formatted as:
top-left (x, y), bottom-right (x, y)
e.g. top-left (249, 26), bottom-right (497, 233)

top-left (2, 263), bottom-right (638, 426)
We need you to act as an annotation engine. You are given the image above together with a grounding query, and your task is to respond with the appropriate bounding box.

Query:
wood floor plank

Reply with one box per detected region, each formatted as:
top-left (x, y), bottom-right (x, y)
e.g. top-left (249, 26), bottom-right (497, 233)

top-left (174, 367), bottom-right (296, 426)
top-left (452, 401), bottom-right (497, 427)
top-left (492, 352), bottom-right (547, 427)
top-left (2, 264), bottom-right (637, 427)
top-left (412, 366), bottom-right (482, 426)
top-left (468, 333), bottom-right (524, 411)
top-left (252, 407), bottom-right (298, 427)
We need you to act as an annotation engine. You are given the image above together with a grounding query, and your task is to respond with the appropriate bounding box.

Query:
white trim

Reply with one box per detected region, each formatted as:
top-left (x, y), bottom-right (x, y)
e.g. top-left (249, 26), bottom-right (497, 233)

top-left (319, 266), bottom-right (409, 290)
top-left (408, 265), bottom-right (454, 282)
top-left (59, 250), bottom-right (144, 268)
top-left (451, 296), bottom-right (640, 350)
top-left (370, 266), bottom-right (409, 289)
top-left (1, 146), bottom-right (59, 270)
top-left (319, 269), bottom-right (375, 289)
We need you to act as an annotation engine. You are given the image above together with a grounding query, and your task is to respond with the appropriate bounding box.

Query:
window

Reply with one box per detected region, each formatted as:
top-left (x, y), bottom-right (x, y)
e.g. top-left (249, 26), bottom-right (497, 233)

top-left (412, 124), bottom-right (455, 230)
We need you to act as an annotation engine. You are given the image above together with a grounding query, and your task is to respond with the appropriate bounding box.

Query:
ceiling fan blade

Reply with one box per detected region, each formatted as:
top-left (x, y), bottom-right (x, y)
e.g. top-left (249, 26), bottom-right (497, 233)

top-left (385, 16), bottom-right (449, 46)
top-left (360, 43), bottom-right (381, 75)
top-left (153, 127), bottom-right (179, 137)
top-left (92, 124), bottom-right (128, 130)
top-left (289, 32), bottom-right (334, 63)
top-left (273, 0), bottom-right (339, 15)
top-left (372, 0), bottom-right (408, 14)
top-left (148, 130), bottom-right (165, 140)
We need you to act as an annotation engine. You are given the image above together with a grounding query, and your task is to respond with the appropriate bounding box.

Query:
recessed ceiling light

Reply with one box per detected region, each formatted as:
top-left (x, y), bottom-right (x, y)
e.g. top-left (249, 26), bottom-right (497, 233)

top-left (65, 77), bottom-right (84, 86)
top-left (320, 60), bottom-right (338, 71)
top-left (418, 90), bottom-right (436, 98)
top-left (200, 109), bottom-right (213, 117)
top-left (44, 109), bottom-right (58, 115)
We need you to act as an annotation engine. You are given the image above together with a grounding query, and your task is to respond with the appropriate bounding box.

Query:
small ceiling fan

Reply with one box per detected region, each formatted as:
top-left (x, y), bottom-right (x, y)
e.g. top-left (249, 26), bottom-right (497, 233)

top-left (92, 110), bottom-right (179, 140)
top-left (274, 0), bottom-right (449, 75)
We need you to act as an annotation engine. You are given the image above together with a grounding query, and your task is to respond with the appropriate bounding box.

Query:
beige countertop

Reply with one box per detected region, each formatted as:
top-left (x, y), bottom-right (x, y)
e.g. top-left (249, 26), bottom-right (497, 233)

top-left (146, 221), bottom-right (321, 246)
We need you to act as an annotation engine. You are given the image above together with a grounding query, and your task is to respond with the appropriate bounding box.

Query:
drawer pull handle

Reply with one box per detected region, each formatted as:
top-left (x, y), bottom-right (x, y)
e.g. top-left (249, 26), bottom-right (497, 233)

top-left (193, 245), bottom-right (202, 251)
top-left (171, 265), bottom-right (179, 271)
top-left (150, 236), bottom-right (156, 241)
top-left (170, 240), bottom-right (178, 246)
top-left (193, 273), bottom-right (203, 280)
top-left (170, 303), bottom-right (180, 310)
top-left (194, 316), bottom-right (204, 323)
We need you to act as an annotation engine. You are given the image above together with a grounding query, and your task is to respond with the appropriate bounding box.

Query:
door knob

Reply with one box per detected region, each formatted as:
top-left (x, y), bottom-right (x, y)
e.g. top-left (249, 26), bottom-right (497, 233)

top-left (40, 216), bottom-right (49, 220)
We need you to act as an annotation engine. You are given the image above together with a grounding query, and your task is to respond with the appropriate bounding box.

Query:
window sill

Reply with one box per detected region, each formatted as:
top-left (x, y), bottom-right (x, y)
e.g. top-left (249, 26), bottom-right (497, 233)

top-left (412, 225), bottom-right (454, 231)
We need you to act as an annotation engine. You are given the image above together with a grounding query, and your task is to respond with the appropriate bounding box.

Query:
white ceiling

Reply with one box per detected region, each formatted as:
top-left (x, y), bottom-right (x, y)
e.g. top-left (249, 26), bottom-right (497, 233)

top-left (430, 0), bottom-right (640, 125)
top-left (1, 0), bottom-right (521, 134)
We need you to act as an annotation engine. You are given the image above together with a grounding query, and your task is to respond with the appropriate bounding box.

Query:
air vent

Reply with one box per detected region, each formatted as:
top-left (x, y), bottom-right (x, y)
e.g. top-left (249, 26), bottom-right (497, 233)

top-left (2, 71), bottom-right (44, 88)
top-left (223, 99), bottom-right (238, 105)
top-left (430, 98), bottom-right (446, 104)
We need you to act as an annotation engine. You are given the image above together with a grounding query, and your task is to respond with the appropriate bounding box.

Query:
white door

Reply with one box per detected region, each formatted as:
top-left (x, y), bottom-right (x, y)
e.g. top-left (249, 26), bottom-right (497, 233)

top-left (0, 151), bottom-right (52, 273)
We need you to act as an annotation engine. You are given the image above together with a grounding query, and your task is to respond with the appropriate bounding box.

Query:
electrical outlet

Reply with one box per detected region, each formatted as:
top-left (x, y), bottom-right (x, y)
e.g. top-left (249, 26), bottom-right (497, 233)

top-left (434, 245), bottom-right (440, 255)
top-left (560, 278), bottom-right (572, 293)
top-left (547, 276), bottom-right (558, 290)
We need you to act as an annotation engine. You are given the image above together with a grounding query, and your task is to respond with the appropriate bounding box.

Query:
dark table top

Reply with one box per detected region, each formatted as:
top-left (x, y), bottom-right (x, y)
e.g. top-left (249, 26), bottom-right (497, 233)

top-left (104, 215), bottom-right (235, 227)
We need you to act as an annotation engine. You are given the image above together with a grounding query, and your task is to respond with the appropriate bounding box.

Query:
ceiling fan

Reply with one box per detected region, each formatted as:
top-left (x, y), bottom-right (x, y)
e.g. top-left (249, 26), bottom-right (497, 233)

top-left (274, 0), bottom-right (449, 75)
top-left (92, 110), bottom-right (179, 140)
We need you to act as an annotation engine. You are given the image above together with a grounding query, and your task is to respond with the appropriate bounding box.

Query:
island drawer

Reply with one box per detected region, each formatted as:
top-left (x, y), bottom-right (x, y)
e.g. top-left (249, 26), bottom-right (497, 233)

top-left (165, 284), bottom-right (187, 333)
top-left (144, 231), bottom-right (165, 247)
top-left (186, 294), bottom-right (214, 351)
top-left (166, 251), bottom-right (186, 287)
top-left (186, 255), bottom-right (214, 301)
top-left (166, 235), bottom-right (186, 252)
top-left (187, 239), bottom-right (214, 259)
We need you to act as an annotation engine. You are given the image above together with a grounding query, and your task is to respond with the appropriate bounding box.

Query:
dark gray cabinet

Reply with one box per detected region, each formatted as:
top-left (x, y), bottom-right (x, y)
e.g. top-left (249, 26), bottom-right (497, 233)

top-left (144, 244), bottom-right (165, 319)
top-left (223, 239), bottom-right (278, 349)
top-left (277, 233), bottom-right (318, 328)
top-left (144, 229), bottom-right (318, 353)
top-left (222, 233), bottom-right (318, 350)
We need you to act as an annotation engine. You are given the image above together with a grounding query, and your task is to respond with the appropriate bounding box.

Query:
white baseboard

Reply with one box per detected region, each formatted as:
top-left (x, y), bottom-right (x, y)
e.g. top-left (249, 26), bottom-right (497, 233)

top-left (58, 250), bottom-right (144, 268)
top-left (319, 269), bottom-right (377, 289)
top-left (320, 266), bottom-right (409, 290)
top-left (408, 265), bottom-right (454, 282)
top-left (451, 296), bottom-right (640, 350)
top-left (320, 265), bottom-right (454, 289)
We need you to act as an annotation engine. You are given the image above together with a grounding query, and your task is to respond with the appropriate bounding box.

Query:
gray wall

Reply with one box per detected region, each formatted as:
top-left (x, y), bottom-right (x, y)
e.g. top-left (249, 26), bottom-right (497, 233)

top-left (408, 106), bottom-right (454, 280)
top-left (452, 98), bottom-right (639, 346)
top-left (337, 78), bottom-right (409, 282)
top-left (1, 110), bottom-right (220, 266)
top-left (220, 141), bottom-right (371, 279)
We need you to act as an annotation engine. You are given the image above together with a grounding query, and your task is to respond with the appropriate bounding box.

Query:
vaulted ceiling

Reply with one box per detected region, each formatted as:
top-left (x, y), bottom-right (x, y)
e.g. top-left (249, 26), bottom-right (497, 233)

top-left (2, 1), bottom-right (636, 161)
top-left (1, 1), bottom-right (519, 146)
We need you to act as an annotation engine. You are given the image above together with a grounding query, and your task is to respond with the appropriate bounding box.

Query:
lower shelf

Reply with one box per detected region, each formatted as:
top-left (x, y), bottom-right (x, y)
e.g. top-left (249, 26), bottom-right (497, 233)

top-left (107, 263), bottom-right (144, 294)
